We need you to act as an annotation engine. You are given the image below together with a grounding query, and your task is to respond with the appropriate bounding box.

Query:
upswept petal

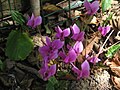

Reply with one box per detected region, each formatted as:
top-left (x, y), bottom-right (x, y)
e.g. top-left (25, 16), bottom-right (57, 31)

top-left (49, 50), bottom-right (58, 60)
top-left (84, 0), bottom-right (99, 15)
top-left (98, 26), bottom-right (110, 36)
top-left (91, 1), bottom-right (99, 15)
top-left (27, 20), bottom-right (33, 27)
top-left (83, 0), bottom-right (91, 14)
top-left (89, 56), bottom-right (101, 64)
top-left (81, 60), bottom-right (90, 78)
top-left (63, 28), bottom-right (70, 37)
top-left (71, 24), bottom-right (80, 35)
top-left (72, 31), bottom-right (84, 41)
top-left (33, 16), bottom-right (42, 28)
top-left (73, 41), bottom-right (83, 54)
top-left (27, 13), bottom-right (34, 27)
top-left (49, 64), bottom-right (56, 76)
top-left (55, 26), bottom-right (62, 38)
top-left (64, 49), bottom-right (77, 63)
top-left (52, 39), bottom-right (64, 50)
top-left (39, 46), bottom-right (50, 57)
top-left (59, 51), bottom-right (66, 59)
top-left (55, 26), bottom-right (62, 33)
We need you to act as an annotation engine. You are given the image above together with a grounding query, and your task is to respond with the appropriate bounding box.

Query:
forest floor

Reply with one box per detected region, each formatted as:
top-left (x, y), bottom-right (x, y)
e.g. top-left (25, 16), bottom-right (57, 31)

top-left (0, 0), bottom-right (120, 90)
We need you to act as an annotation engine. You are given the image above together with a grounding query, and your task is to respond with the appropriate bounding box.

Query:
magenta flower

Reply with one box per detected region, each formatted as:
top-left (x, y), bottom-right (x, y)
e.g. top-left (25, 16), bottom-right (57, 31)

top-left (39, 62), bottom-right (56, 81)
top-left (71, 24), bottom-right (84, 41)
top-left (59, 49), bottom-right (77, 64)
top-left (98, 26), bottom-right (110, 36)
top-left (27, 13), bottom-right (42, 28)
top-left (89, 56), bottom-right (101, 64)
top-left (84, 0), bottom-right (99, 15)
top-left (39, 37), bottom-right (64, 61)
top-left (55, 26), bottom-right (70, 40)
top-left (73, 41), bottom-right (83, 55)
top-left (71, 60), bottom-right (90, 79)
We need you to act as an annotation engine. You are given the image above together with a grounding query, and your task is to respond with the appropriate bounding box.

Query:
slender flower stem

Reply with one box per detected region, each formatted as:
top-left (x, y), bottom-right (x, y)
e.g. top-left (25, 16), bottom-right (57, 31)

top-left (96, 30), bottom-right (114, 57)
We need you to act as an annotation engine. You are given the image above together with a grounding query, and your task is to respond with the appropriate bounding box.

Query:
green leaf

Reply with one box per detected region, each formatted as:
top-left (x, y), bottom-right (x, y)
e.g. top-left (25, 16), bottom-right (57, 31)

top-left (106, 44), bottom-right (120, 58)
top-left (11, 11), bottom-right (25, 25)
top-left (102, 0), bottom-right (112, 12)
top-left (46, 81), bottom-right (55, 90)
top-left (46, 76), bottom-right (59, 90)
top-left (48, 76), bottom-right (58, 85)
top-left (6, 30), bottom-right (34, 61)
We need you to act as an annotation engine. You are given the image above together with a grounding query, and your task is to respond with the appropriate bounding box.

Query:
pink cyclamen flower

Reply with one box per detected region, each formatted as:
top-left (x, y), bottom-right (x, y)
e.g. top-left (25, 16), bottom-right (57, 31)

top-left (27, 13), bottom-right (42, 28)
top-left (39, 62), bottom-right (56, 81)
top-left (39, 37), bottom-right (64, 61)
top-left (55, 26), bottom-right (70, 40)
top-left (59, 49), bottom-right (77, 64)
top-left (71, 60), bottom-right (90, 79)
top-left (98, 26), bottom-right (110, 36)
top-left (84, 0), bottom-right (99, 15)
top-left (86, 55), bottom-right (101, 64)
top-left (71, 24), bottom-right (85, 41)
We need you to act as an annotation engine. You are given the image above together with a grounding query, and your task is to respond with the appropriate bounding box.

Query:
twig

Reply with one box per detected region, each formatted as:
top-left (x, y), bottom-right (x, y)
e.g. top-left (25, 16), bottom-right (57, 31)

top-left (98, 30), bottom-right (114, 55)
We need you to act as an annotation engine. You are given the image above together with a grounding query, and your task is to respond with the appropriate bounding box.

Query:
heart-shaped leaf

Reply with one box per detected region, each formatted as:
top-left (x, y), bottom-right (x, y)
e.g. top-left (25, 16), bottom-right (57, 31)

top-left (6, 30), bottom-right (34, 61)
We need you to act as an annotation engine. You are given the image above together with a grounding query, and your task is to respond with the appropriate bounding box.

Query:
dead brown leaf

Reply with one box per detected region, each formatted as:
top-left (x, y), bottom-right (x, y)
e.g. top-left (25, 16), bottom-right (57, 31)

top-left (43, 4), bottom-right (61, 12)
top-left (82, 32), bottom-right (100, 56)
top-left (33, 35), bottom-right (46, 47)
top-left (111, 76), bottom-right (120, 90)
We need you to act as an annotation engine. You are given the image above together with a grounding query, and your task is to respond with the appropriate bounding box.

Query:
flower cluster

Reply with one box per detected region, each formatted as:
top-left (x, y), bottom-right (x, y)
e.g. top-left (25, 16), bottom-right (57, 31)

top-left (37, 0), bottom-right (110, 81)
top-left (38, 24), bottom-right (101, 81)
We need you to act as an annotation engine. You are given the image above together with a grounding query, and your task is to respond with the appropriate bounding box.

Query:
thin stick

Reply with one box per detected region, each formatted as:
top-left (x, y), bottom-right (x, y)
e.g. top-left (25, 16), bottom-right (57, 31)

top-left (98, 30), bottom-right (114, 55)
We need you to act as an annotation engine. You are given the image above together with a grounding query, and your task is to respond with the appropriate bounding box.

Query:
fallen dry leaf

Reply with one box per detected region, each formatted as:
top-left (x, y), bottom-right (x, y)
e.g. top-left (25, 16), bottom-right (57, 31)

top-left (33, 35), bottom-right (46, 47)
top-left (111, 76), bottom-right (120, 90)
top-left (82, 32), bottom-right (100, 56)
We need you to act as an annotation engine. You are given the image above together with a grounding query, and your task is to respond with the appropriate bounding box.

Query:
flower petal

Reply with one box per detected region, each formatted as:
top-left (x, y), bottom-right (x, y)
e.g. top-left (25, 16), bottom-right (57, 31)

top-left (55, 26), bottom-right (62, 39)
top-left (98, 26), bottom-right (110, 36)
top-left (89, 56), bottom-right (101, 64)
top-left (71, 24), bottom-right (80, 35)
top-left (84, 0), bottom-right (91, 15)
top-left (81, 60), bottom-right (90, 78)
top-left (64, 49), bottom-right (77, 63)
top-left (91, 1), bottom-right (99, 15)
top-left (33, 16), bottom-right (42, 28)
top-left (27, 19), bottom-right (34, 27)
top-left (49, 50), bottom-right (58, 60)
top-left (73, 41), bottom-right (83, 54)
top-left (52, 39), bottom-right (64, 50)
top-left (84, 0), bottom-right (99, 15)
top-left (72, 31), bottom-right (84, 41)
top-left (59, 51), bottom-right (66, 59)
top-left (63, 28), bottom-right (70, 37)
top-left (49, 64), bottom-right (56, 76)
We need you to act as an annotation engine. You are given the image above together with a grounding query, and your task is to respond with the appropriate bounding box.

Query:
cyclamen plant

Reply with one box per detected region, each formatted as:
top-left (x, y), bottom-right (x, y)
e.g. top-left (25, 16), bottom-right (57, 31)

top-left (37, 0), bottom-right (111, 81)
top-left (38, 24), bottom-right (101, 81)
